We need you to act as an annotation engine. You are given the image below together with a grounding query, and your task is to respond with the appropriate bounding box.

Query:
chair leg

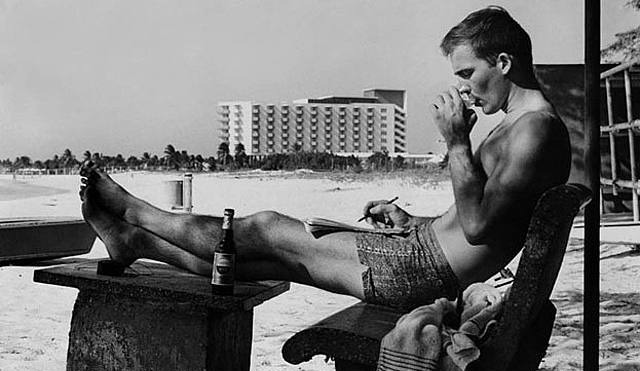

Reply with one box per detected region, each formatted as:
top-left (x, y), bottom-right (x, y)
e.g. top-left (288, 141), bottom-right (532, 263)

top-left (507, 300), bottom-right (557, 371)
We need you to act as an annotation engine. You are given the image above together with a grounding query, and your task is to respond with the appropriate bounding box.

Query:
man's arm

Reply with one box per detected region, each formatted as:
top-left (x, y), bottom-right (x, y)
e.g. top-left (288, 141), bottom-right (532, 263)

top-left (447, 113), bottom-right (563, 245)
top-left (431, 88), bottom-right (566, 244)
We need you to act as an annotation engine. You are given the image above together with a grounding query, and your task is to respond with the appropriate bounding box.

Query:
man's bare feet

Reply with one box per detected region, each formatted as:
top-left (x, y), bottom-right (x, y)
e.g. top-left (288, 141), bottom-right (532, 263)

top-left (80, 163), bottom-right (140, 266)
top-left (79, 161), bottom-right (147, 225)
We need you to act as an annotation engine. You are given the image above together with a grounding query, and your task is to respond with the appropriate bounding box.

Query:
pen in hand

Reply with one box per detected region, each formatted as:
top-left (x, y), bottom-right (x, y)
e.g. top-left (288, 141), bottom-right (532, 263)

top-left (358, 196), bottom-right (399, 222)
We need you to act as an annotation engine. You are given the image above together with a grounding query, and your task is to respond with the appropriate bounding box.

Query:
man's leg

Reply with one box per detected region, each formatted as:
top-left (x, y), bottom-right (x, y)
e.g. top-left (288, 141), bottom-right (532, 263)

top-left (80, 164), bottom-right (368, 298)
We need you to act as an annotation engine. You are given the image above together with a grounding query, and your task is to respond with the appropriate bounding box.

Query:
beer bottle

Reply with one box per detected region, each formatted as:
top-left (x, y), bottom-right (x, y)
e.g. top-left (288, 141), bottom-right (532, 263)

top-left (211, 208), bottom-right (236, 295)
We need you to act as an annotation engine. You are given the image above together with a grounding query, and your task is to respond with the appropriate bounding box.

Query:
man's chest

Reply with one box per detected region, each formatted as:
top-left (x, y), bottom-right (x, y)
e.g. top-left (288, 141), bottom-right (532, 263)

top-left (474, 127), bottom-right (511, 177)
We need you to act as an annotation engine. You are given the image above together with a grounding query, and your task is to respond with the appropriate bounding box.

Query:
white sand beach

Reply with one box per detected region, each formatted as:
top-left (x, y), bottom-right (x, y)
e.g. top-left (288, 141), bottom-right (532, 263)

top-left (0, 171), bottom-right (639, 370)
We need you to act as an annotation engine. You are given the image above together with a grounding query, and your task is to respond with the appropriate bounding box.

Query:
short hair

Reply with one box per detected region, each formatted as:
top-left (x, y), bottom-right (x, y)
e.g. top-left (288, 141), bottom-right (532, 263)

top-left (440, 6), bottom-right (534, 72)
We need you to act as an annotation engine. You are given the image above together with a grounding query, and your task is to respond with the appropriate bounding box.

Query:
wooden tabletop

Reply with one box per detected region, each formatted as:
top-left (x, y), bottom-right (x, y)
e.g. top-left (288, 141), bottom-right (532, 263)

top-left (33, 259), bottom-right (289, 312)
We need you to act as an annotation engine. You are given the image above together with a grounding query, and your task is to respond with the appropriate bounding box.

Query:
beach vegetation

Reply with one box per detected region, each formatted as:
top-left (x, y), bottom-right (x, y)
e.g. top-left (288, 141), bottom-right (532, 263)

top-left (1, 144), bottom-right (449, 181)
top-left (601, 0), bottom-right (640, 62)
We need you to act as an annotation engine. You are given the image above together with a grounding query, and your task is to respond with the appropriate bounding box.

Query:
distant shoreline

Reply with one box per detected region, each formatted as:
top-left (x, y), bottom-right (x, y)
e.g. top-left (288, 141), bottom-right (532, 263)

top-left (0, 179), bottom-right (70, 202)
top-left (0, 168), bottom-right (450, 202)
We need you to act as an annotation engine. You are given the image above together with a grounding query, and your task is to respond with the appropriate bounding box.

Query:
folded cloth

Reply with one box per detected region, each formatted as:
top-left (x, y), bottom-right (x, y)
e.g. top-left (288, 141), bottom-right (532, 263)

top-left (442, 283), bottom-right (504, 370)
top-left (377, 283), bottom-right (504, 371)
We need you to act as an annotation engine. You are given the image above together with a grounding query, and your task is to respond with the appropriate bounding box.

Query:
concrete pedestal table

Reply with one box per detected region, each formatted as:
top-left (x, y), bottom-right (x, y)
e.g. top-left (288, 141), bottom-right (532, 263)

top-left (33, 260), bottom-right (289, 371)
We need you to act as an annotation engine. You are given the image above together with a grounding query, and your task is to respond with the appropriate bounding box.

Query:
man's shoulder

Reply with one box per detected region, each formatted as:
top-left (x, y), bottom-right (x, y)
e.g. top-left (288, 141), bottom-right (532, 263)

top-left (509, 110), bottom-right (567, 145)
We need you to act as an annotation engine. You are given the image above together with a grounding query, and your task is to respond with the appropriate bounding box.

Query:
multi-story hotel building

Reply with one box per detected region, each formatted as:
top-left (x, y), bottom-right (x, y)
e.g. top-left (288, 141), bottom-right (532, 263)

top-left (218, 89), bottom-right (407, 156)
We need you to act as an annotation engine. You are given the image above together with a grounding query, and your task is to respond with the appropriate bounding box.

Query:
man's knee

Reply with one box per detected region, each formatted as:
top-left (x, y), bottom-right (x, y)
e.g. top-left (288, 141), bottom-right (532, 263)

top-left (245, 210), bottom-right (293, 242)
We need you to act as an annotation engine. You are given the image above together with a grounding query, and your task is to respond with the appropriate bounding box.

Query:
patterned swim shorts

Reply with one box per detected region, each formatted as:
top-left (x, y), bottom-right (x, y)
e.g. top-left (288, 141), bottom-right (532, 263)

top-left (355, 218), bottom-right (460, 310)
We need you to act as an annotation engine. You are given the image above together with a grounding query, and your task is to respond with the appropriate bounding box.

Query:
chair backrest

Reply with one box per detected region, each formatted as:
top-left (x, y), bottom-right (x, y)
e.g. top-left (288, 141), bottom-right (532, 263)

top-left (475, 183), bottom-right (591, 371)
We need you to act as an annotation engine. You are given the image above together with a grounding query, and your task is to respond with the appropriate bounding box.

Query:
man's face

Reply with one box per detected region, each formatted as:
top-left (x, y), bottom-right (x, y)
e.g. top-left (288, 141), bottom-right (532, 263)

top-left (449, 44), bottom-right (508, 115)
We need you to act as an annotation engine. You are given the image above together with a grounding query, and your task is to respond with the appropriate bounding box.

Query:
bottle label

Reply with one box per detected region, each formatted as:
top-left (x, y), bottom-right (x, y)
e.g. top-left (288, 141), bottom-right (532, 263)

top-left (212, 252), bottom-right (235, 285)
top-left (222, 218), bottom-right (233, 230)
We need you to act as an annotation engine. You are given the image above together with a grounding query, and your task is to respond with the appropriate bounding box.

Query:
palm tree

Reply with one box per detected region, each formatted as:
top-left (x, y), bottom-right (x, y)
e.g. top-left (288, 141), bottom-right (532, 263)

top-left (127, 156), bottom-right (140, 169)
top-left (61, 148), bottom-right (78, 170)
top-left (217, 142), bottom-right (230, 168)
top-left (141, 152), bottom-right (151, 169)
top-left (164, 144), bottom-right (179, 170)
top-left (234, 143), bottom-right (247, 168)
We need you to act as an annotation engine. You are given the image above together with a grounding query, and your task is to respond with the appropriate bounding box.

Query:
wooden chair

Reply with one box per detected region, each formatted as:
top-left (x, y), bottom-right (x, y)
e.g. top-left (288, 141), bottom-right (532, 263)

top-left (282, 183), bottom-right (591, 371)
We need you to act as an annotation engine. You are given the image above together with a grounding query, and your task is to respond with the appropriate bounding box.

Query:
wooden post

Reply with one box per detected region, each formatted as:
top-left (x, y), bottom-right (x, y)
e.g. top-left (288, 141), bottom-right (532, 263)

top-left (605, 78), bottom-right (618, 197)
top-left (183, 173), bottom-right (193, 213)
top-left (583, 0), bottom-right (600, 370)
top-left (624, 70), bottom-right (639, 221)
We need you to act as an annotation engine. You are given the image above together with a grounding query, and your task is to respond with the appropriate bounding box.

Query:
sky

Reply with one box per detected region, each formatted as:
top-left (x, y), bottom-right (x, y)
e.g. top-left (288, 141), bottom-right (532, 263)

top-left (0, 0), bottom-right (638, 161)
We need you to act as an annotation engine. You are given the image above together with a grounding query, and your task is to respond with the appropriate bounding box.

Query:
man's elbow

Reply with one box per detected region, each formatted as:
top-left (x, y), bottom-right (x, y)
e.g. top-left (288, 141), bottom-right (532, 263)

top-left (463, 224), bottom-right (489, 245)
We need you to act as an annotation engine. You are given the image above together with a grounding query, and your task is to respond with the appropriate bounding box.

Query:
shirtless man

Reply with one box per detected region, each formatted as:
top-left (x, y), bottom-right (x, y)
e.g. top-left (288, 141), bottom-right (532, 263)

top-left (80, 6), bottom-right (571, 311)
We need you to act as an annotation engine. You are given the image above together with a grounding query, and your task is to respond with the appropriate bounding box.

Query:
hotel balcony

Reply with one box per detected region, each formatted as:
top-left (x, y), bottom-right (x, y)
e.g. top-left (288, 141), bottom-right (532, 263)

top-left (282, 133), bottom-right (289, 138)
top-left (311, 126), bottom-right (317, 131)
top-left (325, 118), bottom-right (332, 123)
top-left (311, 118), bottom-right (318, 123)
top-left (267, 133), bottom-right (274, 138)
top-left (353, 119), bottom-right (360, 124)
top-left (296, 117), bottom-right (303, 123)
top-left (295, 106), bottom-right (304, 113)
top-left (252, 116), bottom-right (259, 122)
top-left (267, 117), bottom-right (274, 122)
top-left (296, 125), bottom-right (303, 131)
top-left (339, 119), bottom-right (346, 124)
top-left (282, 125), bottom-right (289, 130)
top-left (252, 132), bottom-right (259, 138)
top-left (296, 133), bottom-right (303, 139)
top-left (267, 125), bottom-right (274, 130)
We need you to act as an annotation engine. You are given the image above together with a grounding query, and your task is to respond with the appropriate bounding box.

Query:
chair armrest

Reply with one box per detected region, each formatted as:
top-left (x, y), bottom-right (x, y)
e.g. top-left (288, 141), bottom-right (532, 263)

top-left (282, 302), bottom-right (401, 367)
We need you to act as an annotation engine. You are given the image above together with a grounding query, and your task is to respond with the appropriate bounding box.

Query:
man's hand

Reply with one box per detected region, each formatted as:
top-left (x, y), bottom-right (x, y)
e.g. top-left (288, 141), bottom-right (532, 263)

top-left (362, 200), bottom-right (412, 229)
top-left (429, 86), bottom-right (477, 148)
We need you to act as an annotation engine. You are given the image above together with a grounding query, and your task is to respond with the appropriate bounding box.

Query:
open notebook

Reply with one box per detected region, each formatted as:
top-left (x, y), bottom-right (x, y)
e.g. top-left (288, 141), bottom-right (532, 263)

top-left (303, 217), bottom-right (409, 239)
